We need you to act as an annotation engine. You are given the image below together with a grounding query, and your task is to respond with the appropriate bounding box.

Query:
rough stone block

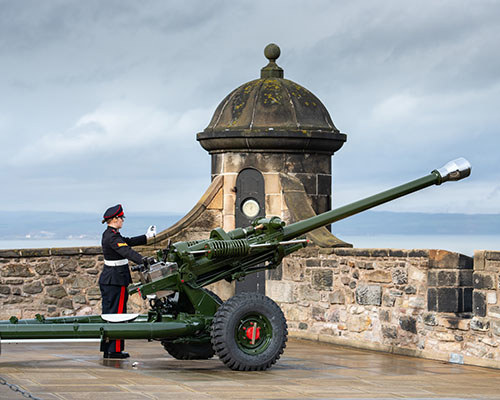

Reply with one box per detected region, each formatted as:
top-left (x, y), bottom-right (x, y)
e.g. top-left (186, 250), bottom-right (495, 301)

top-left (409, 296), bottom-right (426, 309)
top-left (383, 294), bottom-right (396, 307)
top-left (427, 288), bottom-right (437, 311)
top-left (355, 285), bottom-right (381, 306)
top-left (470, 317), bottom-right (490, 331)
top-left (74, 295), bottom-right (87, 304)
top-left (298, 285), bottom-right (321, 302)
top-left (0, 285), bottom-right (11, 295)
top-left (392, 269), bottom-right (408, 285)
top-left (437, 288), bottom-right (459, 313)
top-left (492, 320), bottom-right (500, 336)
top-left (43, 277), bottom-right (60, 286)
top-left (404, 285), bottom-right (417, 295)
top-left (488, 306), bottom-right (500, 319)
top-left (312, 270), bottom-right (333, 290)
top-left (266, 281), bottom-right (295, 303)
top-left (365, 270), bottom-right (392, 283)
top-left (379, 309), bottom-right (391, 322)
top-left (58, 298), bottom-right (73, 309)
top-left (437, 271), bottom-right (458, 286)
top-left (1, 264), bottom-right (34, 278)
top-left (305, 259), bottom-right (320, 268)
top-left (408, 265), bottom-right (425, 282)
top-left (423, 313), bottom-right (437, 326)
top-left (427, 271), bottom-right (437, 287)
top-left (23, 281), bottom-right (43, 294)
top-left (52, 248), bottom-right (82, 256)
top-left (429, 250), bottom-right (459, 269)
top-left (459, 270), bottom-right (473, 286)
top-left (87, 287), bottom-right (101, 300)
top-left (371, 249), bottom-right (389, 257)
top-left (487, 292), bottom-right (497, 305)
top-left (5, 279), bottom-right (23, 285)
top-left (382, 325), bottom-right (397, 339)
top-left (298, 322), bottom-right (308, 330)
top-left (474, 250), bottom-right (486, 271)
top-left (81, 247), bottom-right (102, 255)
top-left (329, 289), bottom-right (345, 304)
top-left (317, 174), bottom-right (331, 196)
top-left (71, 275), bottom-right (93, 289)
top-left (473, 273), bottom-right (495, 290)
top-left (34, 263), bottom-right (52, 275)
top-left (473, 291), bottom-right (486, 317)
top-left (486, 251), bottom-right (500, 261)
top-left (312, 307), bottom-right (326, 321)
top-left (0, 250), bottom-right (20, 257)
top-left (358, 261), bottom-right (375, 270)
top-left (47, 286), bottom-right (67, 299)
top-left (399, 316), bottom-right (417, 334)
top-left (388, 250), bottom-right (408, 257)
top-left (320, 259), bottom-right (338, 269)
top-left (408, 250), bottom-right (428, 258)
top-left (79, 259), bottom-right (97, 269)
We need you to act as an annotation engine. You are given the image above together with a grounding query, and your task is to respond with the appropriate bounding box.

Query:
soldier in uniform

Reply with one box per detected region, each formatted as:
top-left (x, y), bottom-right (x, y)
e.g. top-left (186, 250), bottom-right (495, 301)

top-left (99, 204), bottom-right (156, 359)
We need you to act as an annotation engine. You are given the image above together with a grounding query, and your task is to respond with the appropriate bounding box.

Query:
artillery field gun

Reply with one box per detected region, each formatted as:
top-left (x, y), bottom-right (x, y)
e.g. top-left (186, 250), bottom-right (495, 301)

top-left (0, 159), bottom-right (471, 370)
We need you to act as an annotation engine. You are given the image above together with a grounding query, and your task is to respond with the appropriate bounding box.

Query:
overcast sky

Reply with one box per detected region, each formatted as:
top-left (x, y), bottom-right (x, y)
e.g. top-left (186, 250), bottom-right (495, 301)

top-left (1, 0), bottom-right (499, 216)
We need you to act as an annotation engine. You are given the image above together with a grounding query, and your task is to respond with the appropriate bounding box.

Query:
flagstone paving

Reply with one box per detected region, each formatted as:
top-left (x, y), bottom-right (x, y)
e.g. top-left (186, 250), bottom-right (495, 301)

top-left (1, 338), bottom-right (499, 399)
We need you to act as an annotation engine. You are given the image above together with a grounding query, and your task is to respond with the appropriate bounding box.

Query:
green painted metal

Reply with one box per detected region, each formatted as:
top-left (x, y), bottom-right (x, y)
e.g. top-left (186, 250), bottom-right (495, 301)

top-left (0, 315), bottom-right (206, 340)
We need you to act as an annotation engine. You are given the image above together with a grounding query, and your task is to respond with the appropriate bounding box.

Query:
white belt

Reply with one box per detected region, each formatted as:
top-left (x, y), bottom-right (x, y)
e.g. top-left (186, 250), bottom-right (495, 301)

top-left (104, 259), bottom-right (128, 267)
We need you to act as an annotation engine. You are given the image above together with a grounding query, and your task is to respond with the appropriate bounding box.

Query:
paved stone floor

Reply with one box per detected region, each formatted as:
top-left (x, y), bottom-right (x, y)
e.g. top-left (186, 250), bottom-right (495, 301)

top-left (1, 338), bottom-right (499, 399)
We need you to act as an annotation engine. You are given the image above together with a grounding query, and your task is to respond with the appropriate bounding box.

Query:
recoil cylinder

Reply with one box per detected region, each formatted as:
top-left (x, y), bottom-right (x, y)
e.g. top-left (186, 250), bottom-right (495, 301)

top-left (206, 239), bottom-right (250, 259)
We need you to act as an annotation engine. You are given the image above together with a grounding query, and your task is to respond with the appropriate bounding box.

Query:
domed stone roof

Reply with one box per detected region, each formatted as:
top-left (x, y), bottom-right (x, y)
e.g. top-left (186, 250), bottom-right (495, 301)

top-left (197, 44), bottom-right (347, 154)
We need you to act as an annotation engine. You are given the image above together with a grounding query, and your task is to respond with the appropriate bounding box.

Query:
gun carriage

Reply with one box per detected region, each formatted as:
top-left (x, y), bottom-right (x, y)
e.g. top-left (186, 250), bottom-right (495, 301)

top-left (0, 159), bottom-right (471, 370)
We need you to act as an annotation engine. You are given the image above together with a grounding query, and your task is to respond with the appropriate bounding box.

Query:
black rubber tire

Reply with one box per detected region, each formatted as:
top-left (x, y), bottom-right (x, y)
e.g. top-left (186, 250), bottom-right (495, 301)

top-left (160, 288), bottom-right (221, 360)
top-left (162, 341), bottom-right (215, 360)
top-left (211, 292), bottom-right (287, 371)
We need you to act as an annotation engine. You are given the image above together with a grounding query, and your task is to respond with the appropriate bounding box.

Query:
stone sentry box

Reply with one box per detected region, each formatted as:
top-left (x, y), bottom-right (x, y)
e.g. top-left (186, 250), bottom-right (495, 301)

top-left (197, 44), bottom-right (347, 231)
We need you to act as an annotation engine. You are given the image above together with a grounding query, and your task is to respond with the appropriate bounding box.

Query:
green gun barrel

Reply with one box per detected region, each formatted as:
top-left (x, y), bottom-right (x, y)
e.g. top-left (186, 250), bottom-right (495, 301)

top-left (0, 315), bottom-right (206, 340)
top-left (283, 158), bottom-right (471, 240)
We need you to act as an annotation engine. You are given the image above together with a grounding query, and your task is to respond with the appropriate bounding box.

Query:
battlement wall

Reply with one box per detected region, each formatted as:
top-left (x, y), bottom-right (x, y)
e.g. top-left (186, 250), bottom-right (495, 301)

top-left (0, 246), bottom-right (499, 369)
top-left (270, 247), bottom-right (500, 369)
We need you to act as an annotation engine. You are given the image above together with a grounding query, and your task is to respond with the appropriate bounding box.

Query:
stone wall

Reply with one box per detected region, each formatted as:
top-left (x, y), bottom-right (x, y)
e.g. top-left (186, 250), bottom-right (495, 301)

top-left (0, 247), bottom-right (106, 320)
top-left (267, 247), bottom-right (500, 369)
top-left (1, 243), bottom-right (500, 368)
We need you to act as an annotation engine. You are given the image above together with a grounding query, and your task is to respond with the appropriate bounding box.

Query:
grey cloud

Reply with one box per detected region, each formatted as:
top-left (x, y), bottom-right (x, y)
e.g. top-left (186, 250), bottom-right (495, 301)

top-left (0, 0), bottom-right (498, 213)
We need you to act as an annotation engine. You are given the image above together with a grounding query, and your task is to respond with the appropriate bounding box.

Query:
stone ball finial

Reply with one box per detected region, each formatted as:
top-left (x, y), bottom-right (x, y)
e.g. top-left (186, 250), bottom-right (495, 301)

top-left (264, 43), bottom-right (281, 62)
top-left (261, 43), bottom-right (283, 78)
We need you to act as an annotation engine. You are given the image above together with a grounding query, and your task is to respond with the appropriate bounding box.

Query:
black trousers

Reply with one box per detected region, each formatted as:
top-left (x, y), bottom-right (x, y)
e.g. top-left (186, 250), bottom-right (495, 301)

top-left (100, 283), bottom-right (128, 354)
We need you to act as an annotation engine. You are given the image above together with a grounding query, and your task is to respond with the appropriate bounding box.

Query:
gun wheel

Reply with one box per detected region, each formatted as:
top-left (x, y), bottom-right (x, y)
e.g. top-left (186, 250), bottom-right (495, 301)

top-left (211, 292), bottom-right (287, 371)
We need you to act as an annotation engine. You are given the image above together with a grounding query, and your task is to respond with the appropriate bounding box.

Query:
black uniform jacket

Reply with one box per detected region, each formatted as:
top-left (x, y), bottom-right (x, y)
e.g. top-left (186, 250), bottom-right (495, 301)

top-left (99, 226), bottom-right (147, 286)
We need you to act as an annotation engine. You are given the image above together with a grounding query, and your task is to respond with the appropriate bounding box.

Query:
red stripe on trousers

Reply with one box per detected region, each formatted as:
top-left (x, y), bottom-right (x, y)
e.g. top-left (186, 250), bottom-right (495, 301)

top-left (116, 286), bottom-right (126, 352)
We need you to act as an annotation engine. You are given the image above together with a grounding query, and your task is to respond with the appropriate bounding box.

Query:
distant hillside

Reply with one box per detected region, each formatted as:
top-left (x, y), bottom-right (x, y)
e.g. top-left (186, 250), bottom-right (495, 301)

top-left (0, 210), bottom-right (498, 239)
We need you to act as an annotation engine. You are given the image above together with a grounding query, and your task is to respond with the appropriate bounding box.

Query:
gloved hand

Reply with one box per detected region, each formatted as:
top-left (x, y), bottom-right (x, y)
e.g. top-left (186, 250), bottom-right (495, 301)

top-left (146, 225), bottom-right (156, 239)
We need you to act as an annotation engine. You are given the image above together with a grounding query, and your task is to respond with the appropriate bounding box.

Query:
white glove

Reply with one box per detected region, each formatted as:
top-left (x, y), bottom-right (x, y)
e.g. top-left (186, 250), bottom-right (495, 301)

top-left (146, 225), bottom-right (156, 239)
